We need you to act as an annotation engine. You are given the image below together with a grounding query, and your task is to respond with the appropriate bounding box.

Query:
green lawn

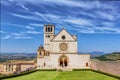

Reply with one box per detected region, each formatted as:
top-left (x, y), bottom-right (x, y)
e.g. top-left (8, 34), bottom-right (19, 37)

top-left (3, 71), bottom-right (119, 80)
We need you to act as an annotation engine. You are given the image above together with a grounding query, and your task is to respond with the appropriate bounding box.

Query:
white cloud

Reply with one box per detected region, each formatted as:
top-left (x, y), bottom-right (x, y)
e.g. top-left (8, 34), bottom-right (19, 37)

top-left (14, 36), bottom-right (33, 39)
top-left (34, 12), bottom-right (49, 22)
top-left (18, 4), bottom-right (29, 11)
top-left (2, 0), bottom-right (120, 34)
top-left (66, 24), bottom-right (120, 34)
top-left (1, 30), bottom-right (41, 39)
top-left (45, 14), bottom-right (60, 19)
top-left (0, 30), bottom-right (3, 33)
top-left (5, 0), bottom-right (115, 11)
top-left (96, 11), bottom-right (115, 21)
top-left (25, 31), bottom-right (41, 34)
top-left (12, 30), bottom-right (41, 36)
top-left (11, 32), bottom-right (23, 36)
top-left (38, 0), bottom-right (99, 9)
top-left (0, 30), bottom-right (8, 34)
top-left (11, 13), bottom-right (41, 21)
top-left (79, 11), bottom-right (96, 18)
top-left (79, 30), bottom-right (96, 33)
top-left (94, 27), bottom-right (120, 32)
top-left (26, 25), bottom-right (34, 30)
top-left (102, 22), bottom-right (114, 27)
top-left (1, 0), bottom-right (10, 5)
top-left (11, 12), bottom-right (60, 22)
top-left (2, 35), bottom-right (11, 39)
top-left (65, 18), bottom-right (93, 26)
top-left (29, 23), bottom-right (43, 27)
top-left (1, 23), bottom-right (35, 30)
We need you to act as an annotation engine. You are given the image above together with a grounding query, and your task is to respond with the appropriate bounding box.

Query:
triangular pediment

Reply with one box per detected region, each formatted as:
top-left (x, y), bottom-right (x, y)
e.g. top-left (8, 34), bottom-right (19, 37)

top-left (51, 28), bottom-right (76, 41)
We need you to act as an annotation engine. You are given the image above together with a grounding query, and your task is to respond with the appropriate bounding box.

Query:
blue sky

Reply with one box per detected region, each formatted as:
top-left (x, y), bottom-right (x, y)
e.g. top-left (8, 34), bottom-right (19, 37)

top-left (0, 0), bottom-right (120, 53)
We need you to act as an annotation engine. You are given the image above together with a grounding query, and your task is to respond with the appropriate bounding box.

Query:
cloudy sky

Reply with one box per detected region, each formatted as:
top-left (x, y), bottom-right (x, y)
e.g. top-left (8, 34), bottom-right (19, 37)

top-left (1, 0), bottom-right (120, 53)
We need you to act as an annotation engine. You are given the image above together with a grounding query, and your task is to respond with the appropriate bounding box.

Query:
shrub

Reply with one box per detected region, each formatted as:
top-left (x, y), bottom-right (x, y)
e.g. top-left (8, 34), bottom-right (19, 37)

top-left (37, 69), bottom-right (56, 71)
top-left (73, 69), bottom-right (91, 71)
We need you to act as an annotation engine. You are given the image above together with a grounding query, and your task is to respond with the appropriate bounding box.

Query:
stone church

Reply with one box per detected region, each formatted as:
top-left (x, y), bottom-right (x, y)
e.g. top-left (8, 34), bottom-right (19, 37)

top-left (37, 24), bottom-right (90, 70)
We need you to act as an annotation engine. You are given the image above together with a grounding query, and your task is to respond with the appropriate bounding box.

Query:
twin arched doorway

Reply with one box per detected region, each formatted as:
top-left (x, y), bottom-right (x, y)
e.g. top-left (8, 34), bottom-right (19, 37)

top-left (58, 55), bottom-right (69, 67)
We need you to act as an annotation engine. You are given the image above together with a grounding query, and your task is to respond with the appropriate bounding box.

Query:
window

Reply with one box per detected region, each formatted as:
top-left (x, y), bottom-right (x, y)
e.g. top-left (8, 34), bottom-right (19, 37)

top-left (51, 27), bottom-right (52, 32)
top-left (48, 35), bottom-right (50, 38)
top-left (39, 51), bottom-right (42, 55)
top-left (61, 35), bottom-right (65, 40)
top-left (44, 63), bottom-right (46, 66)
top-left (46, 35), bottom-right (50, 38)
top-left (46, 27), bottom-right (47, 32)
top-left (48, 27), bottom-right (50, 32)
top-left (86, 62), bottom-right (88, 67)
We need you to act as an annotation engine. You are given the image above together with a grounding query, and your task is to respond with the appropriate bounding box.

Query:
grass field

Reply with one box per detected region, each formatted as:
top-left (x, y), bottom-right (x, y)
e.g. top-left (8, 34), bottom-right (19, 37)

top-left (3, 71), bottom-right (119, 80)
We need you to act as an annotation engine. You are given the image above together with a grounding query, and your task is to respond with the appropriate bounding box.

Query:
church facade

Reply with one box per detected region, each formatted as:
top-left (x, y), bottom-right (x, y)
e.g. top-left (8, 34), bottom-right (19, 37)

top-left (37, 24), bottom-right (90, 70)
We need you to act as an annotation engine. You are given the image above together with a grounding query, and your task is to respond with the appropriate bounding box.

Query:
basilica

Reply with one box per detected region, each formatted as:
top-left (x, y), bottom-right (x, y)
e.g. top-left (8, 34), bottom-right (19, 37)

top-left (37, 24), bottom-right (90, 70)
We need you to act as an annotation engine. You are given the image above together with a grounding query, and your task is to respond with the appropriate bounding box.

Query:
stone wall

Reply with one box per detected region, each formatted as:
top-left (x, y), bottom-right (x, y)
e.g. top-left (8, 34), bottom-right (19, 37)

top-left (0, 64), bottom-right (4, 72)
top-left (90, 59), bottom-right (120, 76)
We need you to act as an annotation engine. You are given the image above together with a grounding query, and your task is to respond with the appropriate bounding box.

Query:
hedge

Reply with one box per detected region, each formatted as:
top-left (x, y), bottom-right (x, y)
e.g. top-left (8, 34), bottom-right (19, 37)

top-left (73, 69), bottom-right (91, 71)
top-left (37, 69), bottom-right (56, 71)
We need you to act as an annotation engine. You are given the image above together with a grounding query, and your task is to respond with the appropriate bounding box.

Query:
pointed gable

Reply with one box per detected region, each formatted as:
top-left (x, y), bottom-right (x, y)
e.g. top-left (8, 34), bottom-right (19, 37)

top-left (51, 28), bottom-right (77, 41)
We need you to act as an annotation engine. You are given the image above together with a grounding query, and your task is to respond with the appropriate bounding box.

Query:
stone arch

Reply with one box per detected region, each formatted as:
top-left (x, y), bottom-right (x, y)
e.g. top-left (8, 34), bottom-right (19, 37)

top-left (58, 54), bottom-right (69, 67)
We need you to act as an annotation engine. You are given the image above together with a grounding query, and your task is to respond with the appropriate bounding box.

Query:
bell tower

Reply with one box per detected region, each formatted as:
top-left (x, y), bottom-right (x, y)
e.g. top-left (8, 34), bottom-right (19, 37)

top-left (44, 24), bottom-right (55, 51)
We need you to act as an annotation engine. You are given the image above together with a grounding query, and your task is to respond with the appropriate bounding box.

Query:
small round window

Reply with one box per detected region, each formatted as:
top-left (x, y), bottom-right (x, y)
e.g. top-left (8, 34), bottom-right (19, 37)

top-left (48, 35), bottom-right (50, 38)
top-left (62, 35), bottom-right (65, 40)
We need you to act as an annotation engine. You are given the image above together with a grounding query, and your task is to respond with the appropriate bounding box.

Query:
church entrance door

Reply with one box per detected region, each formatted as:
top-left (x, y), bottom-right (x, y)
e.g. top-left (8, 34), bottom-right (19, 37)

top-left (59, 55), bottom-right (69, 67)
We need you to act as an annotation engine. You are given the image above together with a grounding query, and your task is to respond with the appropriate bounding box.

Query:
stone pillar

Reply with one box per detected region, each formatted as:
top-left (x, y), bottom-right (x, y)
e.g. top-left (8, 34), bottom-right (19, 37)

top-left (6, 65), bottom-right (8, 72)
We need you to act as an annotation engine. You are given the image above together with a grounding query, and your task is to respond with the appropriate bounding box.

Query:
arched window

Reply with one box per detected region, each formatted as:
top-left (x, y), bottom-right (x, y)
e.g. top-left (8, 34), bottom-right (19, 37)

top-left (48, 27), bottom-right (50, 32)
top-left (46, 27), bottom-right (47, 32)
top-left (44, 52), bottom-right (46, 56)
top-left (44, 63), bottom-right (46, 66)
top-left (39, 52), bottom-right (42, 55)
top-left (51, 27), bottom-right (52, 32)
top-left (86, 62), bottom-right (88, 67)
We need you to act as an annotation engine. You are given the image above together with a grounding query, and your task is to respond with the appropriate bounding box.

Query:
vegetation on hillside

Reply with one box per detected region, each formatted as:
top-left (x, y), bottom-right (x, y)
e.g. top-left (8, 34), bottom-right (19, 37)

top-left (94, 52), bottom-right (120, 61)
top-left (0, 53), bottom-right (36, 63)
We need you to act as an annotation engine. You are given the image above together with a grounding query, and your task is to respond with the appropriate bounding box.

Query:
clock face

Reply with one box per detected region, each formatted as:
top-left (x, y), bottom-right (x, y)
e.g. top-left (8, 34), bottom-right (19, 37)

top-left (60, 43), bottom-right (68, 51)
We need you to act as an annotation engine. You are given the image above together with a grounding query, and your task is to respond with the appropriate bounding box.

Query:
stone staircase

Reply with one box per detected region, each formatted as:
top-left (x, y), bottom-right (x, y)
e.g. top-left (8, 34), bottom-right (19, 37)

top-left (59, 66), bottom-right (73, 71)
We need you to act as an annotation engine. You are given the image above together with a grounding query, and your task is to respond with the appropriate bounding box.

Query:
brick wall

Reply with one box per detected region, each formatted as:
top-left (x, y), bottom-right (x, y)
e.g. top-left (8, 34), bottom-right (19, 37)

top-left (90, 59), bottom-right (120, 76)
